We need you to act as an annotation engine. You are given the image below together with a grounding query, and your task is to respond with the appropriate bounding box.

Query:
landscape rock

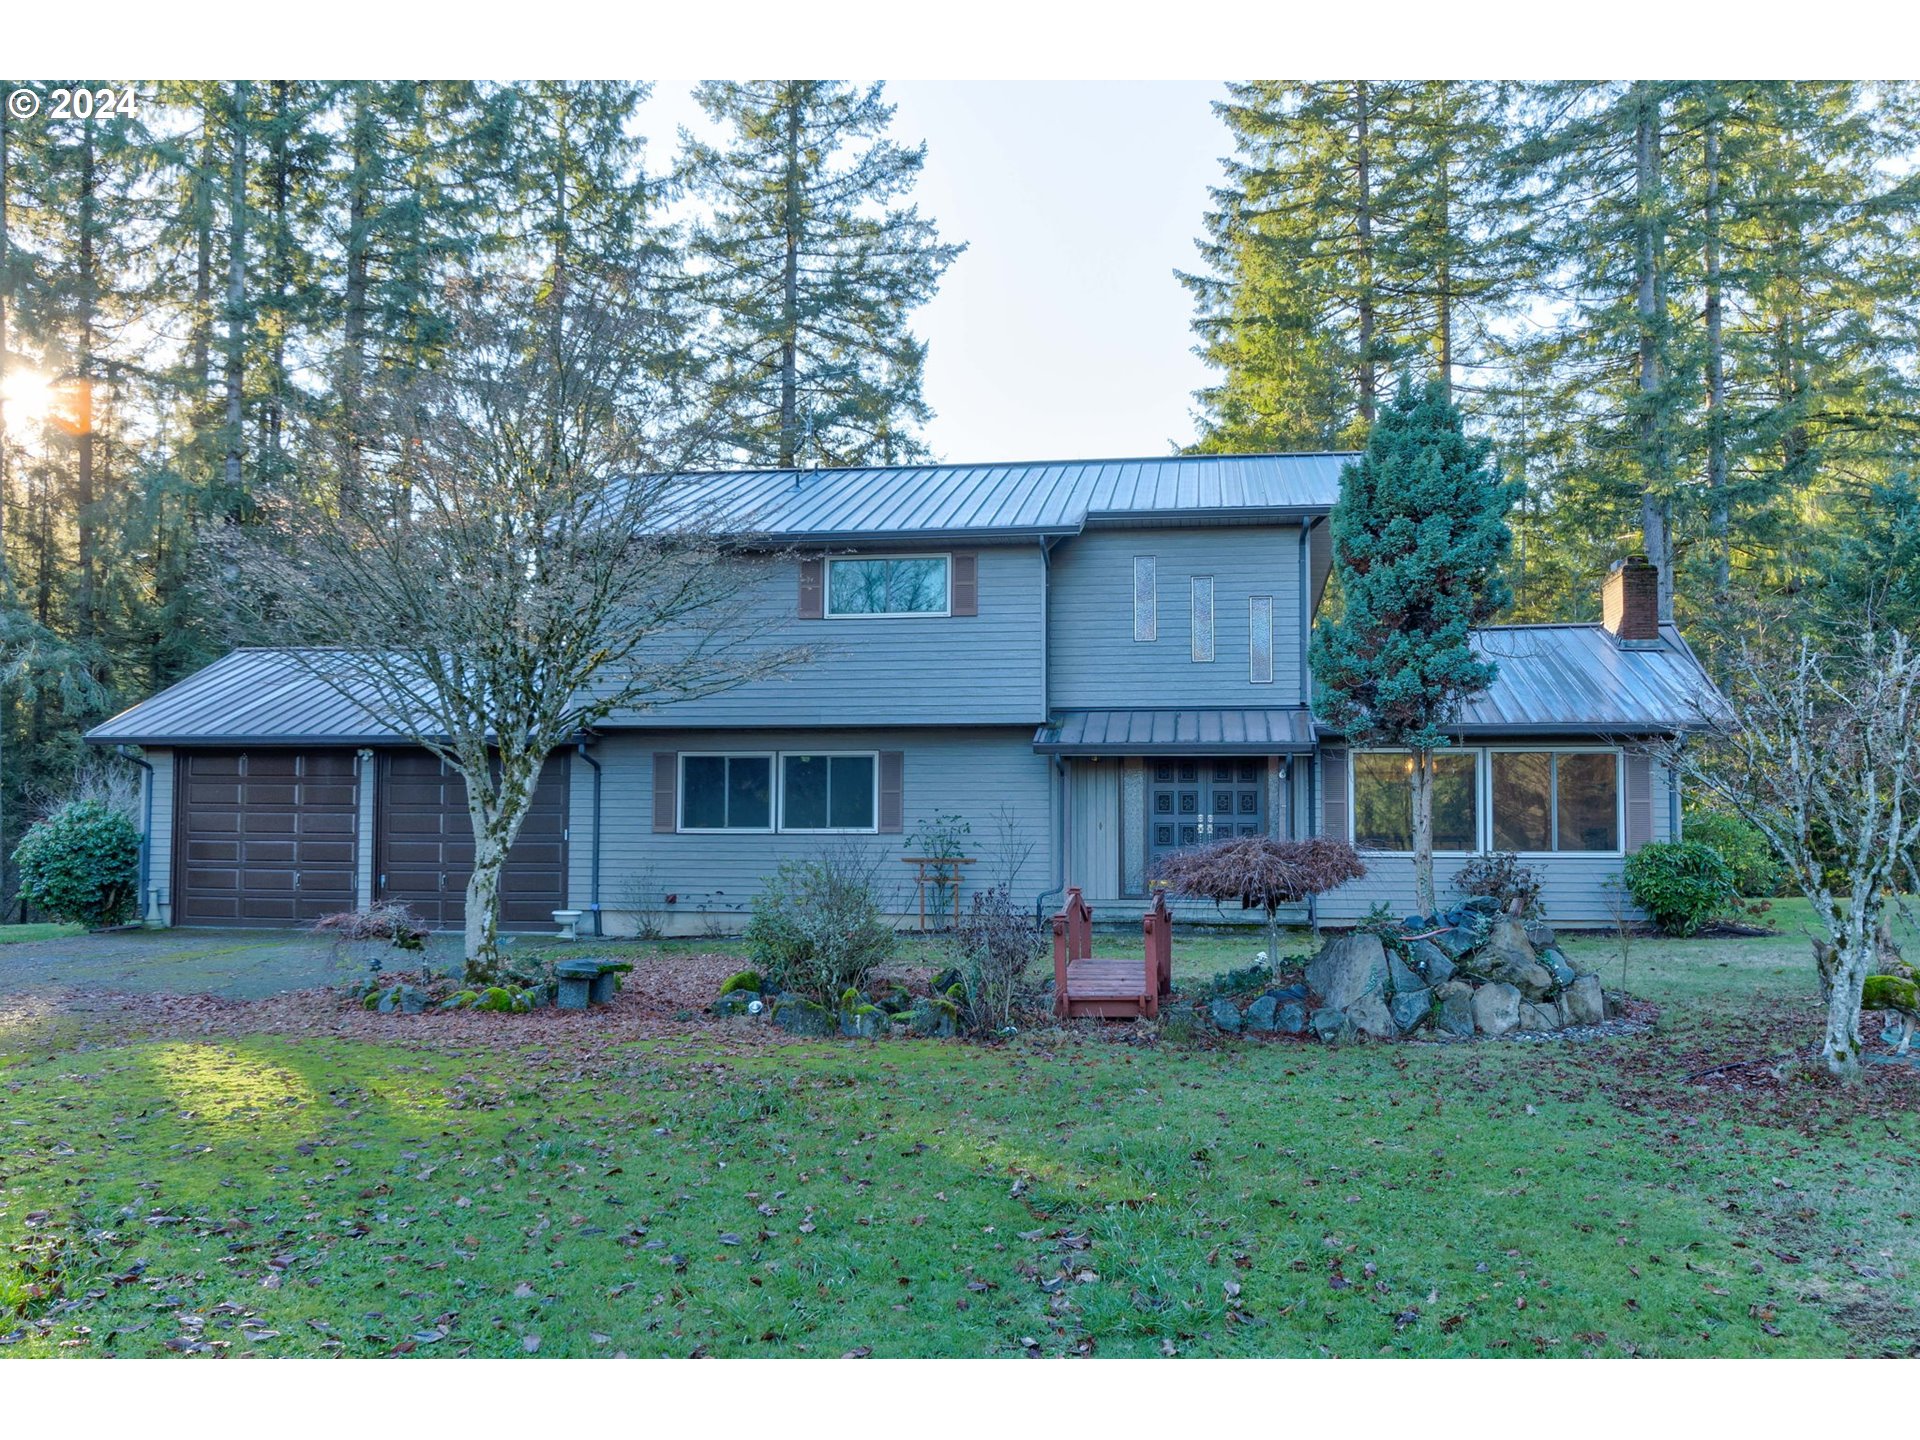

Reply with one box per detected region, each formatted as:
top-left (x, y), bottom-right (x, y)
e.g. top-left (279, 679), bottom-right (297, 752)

top-left (712, 991), bottom-right (757, 1018)
top-left (1407, 939), bottom-right (1454, 986)
top-left (1387, 954), bottom-right (1424, 997)
top-left (1307, 933), bottom-right (1389, 1009)
top-left (908, 998), bottom-right (958, 1038)
top-left (1389, 986), bottom-right (1432, 1032)
top-left (1347, 990), bottom-right (1398, 1040)
top-left (1433, 924), bottom-right (1483, 961)
top-left (1477, 919), bottom-right (1555, 1000)
top-left (1243, 994), bottom-right (1280, 1033)
top-left (1208, 997), bottom-right (1244, 1034)
top-left (1540, 947), bottom-right (1577, 989)
top-left (1561, 974), bottom-right (1606, 1026)
top-left (1471, 982), bottom-right (1523, 1037)
top-left (1309, 1006), bottom-right (1349, 1043)
top-left (775, 998), bottom-right (833, 1037)
top-left (1523, 920), bottom-right (1558, 950)
top-left (1518, 1002), bottom-right (1559, 1032)
top-left (1462, 895), bottom-right (1501, 916)
top-left (1434, 988), bottom-right (1476, 1038)
top-left (1274, 1001), bottom-right (1309, 1035)
top-left (838, 1007), bottom-right (888, 1038)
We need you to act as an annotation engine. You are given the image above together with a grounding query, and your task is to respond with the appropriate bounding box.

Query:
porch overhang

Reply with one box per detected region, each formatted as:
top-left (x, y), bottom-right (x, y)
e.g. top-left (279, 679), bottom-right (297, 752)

top-left (1033, 708), bottom-right (1317, 756)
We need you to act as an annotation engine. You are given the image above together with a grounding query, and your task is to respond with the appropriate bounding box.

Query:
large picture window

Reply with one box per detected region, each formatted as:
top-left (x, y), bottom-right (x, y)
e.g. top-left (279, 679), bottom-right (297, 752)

top-left (825, 556), bottom-right (949, 616)
top-left (1491, 750), bottom-right (1619, 852)
top-left (779, 753), bottom-right (878, 832)
top-left (679, 754), bottom-right (773, 831)
top-left (1351, 751), bottom-right (1479, 852)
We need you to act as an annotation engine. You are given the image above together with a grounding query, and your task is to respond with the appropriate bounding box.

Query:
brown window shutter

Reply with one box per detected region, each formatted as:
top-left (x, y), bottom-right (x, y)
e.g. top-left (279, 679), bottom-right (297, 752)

top-left (652, 752), bottom-right (678, 833)
top-left (797, 556), bottom-right (824, 618)
top-left (950, 553), bottom-right (977, 616)
top-left (1624, 752), bottom-right (1653, 852)
top-left (877, 751), bottom-right (904, 833)
top-left (1320, 748), bottom-right (1348, 840)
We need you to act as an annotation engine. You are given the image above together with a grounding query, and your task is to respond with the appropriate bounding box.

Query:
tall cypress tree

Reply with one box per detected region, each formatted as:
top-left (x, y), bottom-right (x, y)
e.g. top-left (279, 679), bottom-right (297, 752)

top-left (1310, 378), bottom-right (1518, 916)
top-left (677, 81), bottom-right (962, 467)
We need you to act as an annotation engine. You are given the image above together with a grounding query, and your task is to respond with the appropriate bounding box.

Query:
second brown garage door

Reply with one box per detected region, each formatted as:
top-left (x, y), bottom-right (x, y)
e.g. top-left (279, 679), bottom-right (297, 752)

top-left (376, 751), bottom-right (569, 929)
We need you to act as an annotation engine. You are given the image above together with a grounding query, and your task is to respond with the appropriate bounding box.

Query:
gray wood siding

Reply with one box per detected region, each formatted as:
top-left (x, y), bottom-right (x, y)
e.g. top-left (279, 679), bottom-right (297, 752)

top-left (147, 747), bottom-right (174, 921)
top-left (1047, 525), bottom-right (1304, 709)
top-left (1313, 749), bottom-right (1678, 926)
top-left (570, 727), bottom-right (1055, 934)
top-left (603, 546), bottom-right (1047, 727)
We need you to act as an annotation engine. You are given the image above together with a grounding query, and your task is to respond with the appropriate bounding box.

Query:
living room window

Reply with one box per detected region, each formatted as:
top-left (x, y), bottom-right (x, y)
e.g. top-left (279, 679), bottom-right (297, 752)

top-left (678, 754), bottom-right (773, 832)
top-left (825, 555), bottom-right (949, 616)
top-left (1490, 749), bottom-right (1620, 853)
top-left (1350, 750), bottom-right (1480, 852)
top-left (779, 752), bottom-right (879, 832)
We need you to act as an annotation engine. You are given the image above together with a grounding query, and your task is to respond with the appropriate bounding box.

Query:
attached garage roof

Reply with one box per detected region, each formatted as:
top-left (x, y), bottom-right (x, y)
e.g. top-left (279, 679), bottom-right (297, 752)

top-left (1035, 708), bottom-right (1318, 755)
top-left (85, 649), bottom-right (411, 747)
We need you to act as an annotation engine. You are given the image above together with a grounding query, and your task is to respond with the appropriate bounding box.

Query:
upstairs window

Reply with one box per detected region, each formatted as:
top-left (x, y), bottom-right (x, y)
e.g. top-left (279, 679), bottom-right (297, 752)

top-left (1491, 750), bottom-right (1620, 852)
top-left (1191, 576), bottom-right (1215, 662)
top-left (1133, 556), bottom-right (1157, 641)
top-left (1249, 595), bottom-right (1274, 684)
top-left (679, 754), bottom-right (773, 831)
top-left (1351, 750), bottom-right (1479, 852)
top-left (825, 556), bottom-right (949, 617)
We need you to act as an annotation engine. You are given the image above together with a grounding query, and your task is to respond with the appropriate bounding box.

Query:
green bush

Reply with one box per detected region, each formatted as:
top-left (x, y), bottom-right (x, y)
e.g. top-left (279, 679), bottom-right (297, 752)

top-left (744, 851), bottom-right (895, 1007)
top-left (1683, 811), bottom-right (1783, 897)
top-left (1623, 840), bottom-right (1738, 936)
top-left (11, 799), bottom-right (141, 928)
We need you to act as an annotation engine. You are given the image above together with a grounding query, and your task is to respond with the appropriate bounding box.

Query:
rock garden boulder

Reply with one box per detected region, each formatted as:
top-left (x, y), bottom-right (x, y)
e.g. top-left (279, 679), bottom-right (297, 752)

top-left (1434, 984), bottom-right (1476, 1037)
top-left (1208, 997), bottom-right (1244, 1034)
top-left (1389, 986), bottom-right (1432, 1032)
top-left (1471, 981), bottom-right (1522, 1036)
top-left (1346, 990), bottom-right (1398, 1040)
top-left (1307, 933), bottom-right (1389, 1010)
top-left (1560, 974), bottom-right (1607, 1026)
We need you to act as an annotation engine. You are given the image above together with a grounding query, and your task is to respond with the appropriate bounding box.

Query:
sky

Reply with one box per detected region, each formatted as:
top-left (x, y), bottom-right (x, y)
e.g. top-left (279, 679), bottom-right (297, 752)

top-left (640, 81), bottom-right (1232, 464)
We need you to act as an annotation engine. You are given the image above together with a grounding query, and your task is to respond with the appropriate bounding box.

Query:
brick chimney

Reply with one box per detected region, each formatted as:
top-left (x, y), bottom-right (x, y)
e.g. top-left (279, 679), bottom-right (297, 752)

top-left (1601, 555), bottom-right (1661, 646)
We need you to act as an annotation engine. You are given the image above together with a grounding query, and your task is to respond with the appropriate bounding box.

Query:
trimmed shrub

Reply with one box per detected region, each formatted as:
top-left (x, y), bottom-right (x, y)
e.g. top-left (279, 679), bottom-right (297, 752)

top-left (1452, 851), bottom-right (1545, 916)
top-left (11, 799), bottom-right (140, 928)
top-left (744, 850), bottom-right (895, 1008)
top-left (1682, 811), bottom-right (1783, 897)
top-left (1623, 840), bottom-right (1738, 936)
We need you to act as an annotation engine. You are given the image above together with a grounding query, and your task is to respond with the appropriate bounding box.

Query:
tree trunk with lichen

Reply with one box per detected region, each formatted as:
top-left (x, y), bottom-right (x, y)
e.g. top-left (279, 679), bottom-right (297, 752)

top-left (1409, 750), bottom-right (1437, 919)
top-left (460, 758), bottom-right (541, 984)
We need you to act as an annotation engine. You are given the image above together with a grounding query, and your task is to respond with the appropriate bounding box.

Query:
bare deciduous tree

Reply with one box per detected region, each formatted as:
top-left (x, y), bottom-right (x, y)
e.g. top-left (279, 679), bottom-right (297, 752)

top-left (1661, 629), bottom-right (1920, 1080)
top-left (214, 277), bottom-right (807, 980)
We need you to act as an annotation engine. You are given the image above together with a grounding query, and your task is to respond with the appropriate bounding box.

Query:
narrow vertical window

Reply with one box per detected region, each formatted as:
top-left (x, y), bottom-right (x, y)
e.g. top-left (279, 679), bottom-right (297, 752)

top-left (1133, 556), bottom-right (1156, 641)
top-left (1248, 595), bottom-right (1274, 684)
top-left (1191, 576), bottom-right (1215, 662)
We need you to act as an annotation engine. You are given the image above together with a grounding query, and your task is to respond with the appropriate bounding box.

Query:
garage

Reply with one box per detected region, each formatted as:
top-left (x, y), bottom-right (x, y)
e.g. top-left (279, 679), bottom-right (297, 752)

top-left (174, 750), bottom-right (360, 925)
top-left (376, 751), bottom-right (569, 928)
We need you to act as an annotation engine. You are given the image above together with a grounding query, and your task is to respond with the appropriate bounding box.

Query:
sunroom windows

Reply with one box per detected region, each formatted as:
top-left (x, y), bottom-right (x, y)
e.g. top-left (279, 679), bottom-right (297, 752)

top-left (1347, 747), bottom-right (1623, 855)
top-left (1351, 751), bottom-right (1480, 852)
top-left (678, 752), bottom-right (878, 833)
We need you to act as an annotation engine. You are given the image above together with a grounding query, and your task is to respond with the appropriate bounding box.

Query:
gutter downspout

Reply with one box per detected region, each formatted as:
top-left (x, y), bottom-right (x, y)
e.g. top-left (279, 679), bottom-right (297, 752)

top-left (118, 746), bottom-right (155, 923)
top-left (1668, 736), bottom-right (1685, 841)
top-left (575, 736), bottom-right (604, 938)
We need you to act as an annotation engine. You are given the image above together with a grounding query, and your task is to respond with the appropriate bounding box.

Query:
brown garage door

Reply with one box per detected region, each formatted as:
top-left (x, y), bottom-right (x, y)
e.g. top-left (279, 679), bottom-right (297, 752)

top-left (376, 751), bottom-right (569, 929)
top-left (175, 750), bottom-right (360, 926)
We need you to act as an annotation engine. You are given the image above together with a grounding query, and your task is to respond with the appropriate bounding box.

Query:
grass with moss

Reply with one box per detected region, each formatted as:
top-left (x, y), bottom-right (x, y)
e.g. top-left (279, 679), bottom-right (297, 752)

top-left (0, 898), bottom-right (1914, 1357)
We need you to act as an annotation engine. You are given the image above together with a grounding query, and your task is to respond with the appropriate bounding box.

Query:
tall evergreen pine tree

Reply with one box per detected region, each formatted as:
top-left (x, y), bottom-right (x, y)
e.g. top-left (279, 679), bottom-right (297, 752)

top-left (1310, 378), bottom-right (1519, 916)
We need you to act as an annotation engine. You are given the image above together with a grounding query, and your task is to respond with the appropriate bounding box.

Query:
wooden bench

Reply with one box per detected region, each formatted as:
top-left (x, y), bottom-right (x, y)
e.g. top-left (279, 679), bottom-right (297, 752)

top-left (1052, 887), bottom-right (1174, 1020)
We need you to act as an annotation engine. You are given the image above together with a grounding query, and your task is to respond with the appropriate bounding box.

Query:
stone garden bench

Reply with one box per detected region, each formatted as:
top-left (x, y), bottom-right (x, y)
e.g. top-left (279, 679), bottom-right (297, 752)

top-left (554, 958), bottom-right (629, 1010)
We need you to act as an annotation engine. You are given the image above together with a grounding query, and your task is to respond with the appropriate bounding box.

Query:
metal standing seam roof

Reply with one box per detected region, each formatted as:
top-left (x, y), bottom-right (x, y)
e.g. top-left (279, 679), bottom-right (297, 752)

top-left (85, 649), bottom-right (414, 746)
top-left (646, 452), bottom-right (1351, 541)
top-left (1034, 708), bottom-right (1319, 755)
top-left (1446, 623), bottom-right (1726, 735)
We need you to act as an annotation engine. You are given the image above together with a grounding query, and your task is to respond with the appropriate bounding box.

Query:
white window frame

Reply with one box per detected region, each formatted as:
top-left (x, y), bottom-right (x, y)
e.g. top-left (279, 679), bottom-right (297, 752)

top-left (1346, 747), bottom-right (1485, 856)
top-left (677, 752), bottom-right (776, 834)
top-left (1484, 745), bottom-right (1625, 858)
top-left (823, 554), bottom-right (951, 619)
top-left (1191, 575), bottom-right (1215, 663)
top-left (1133, 556), bottom-right (1157, 642)
top-left (775, 750), bottom-right (882, 835)
top-left (1248, 594), bottom-right (1274, 685)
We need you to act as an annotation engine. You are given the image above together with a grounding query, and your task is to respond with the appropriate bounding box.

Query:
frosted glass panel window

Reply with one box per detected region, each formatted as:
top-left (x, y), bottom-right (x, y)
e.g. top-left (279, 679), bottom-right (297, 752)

top-left (1249, 595), bottom-right (1274, 684)
top-left (1191, 577), bottom-right (1215, 662)
top-left (1133, 557), bottom-right (1156, 641)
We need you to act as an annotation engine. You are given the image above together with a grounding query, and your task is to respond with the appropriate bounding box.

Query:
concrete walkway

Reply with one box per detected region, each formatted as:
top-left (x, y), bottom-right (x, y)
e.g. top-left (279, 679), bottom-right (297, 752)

top-left (0, 927), bottom-right (471, 1001)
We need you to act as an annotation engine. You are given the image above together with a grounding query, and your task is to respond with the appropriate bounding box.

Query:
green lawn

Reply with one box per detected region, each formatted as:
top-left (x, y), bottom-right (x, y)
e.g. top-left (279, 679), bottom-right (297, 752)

top-left (1, 900), bottom-right (1914, 1358)
top-left (0, 923), bottom-right (85, 946)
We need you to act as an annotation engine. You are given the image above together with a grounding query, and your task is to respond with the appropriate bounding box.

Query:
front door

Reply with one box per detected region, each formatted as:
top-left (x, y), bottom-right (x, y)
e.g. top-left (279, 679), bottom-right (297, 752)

top-left (1148, 758), bottom-right (1266, 876)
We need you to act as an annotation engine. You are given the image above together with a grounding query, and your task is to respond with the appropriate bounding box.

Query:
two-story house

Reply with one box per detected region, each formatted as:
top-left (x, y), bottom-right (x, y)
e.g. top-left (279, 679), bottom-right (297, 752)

top-left (85, 453), bottom-right (1722, 933)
